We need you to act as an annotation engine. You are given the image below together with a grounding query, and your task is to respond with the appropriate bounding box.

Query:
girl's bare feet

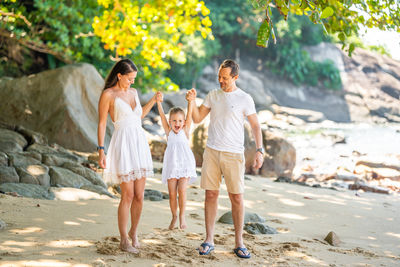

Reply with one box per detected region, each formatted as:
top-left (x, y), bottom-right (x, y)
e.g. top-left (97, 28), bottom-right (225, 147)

top-left (179, 216), bottom-right (187, 229)
top-left (169, 215), bottom-right (177, 230)
top-left (120, 238), bottom-right (139, 254)
top-left (128, 230), bottom-right (140, 248)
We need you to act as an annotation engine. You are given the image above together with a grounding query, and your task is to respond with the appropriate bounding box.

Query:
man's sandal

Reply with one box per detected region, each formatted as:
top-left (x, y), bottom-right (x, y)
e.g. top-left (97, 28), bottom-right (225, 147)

top-left (233, 247), bottom-right (251, 258)
top-left (197, 242), bottom-right (214, 255)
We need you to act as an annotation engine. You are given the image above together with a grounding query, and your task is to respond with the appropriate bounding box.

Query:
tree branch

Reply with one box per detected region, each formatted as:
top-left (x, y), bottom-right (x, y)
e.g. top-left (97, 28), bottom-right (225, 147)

top-left (0, 29), bottom-right (74, 64)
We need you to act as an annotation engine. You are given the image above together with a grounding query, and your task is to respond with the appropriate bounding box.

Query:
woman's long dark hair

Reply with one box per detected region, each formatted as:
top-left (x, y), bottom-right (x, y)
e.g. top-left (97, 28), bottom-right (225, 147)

top-left (103, 59), bottom-right (138, 90)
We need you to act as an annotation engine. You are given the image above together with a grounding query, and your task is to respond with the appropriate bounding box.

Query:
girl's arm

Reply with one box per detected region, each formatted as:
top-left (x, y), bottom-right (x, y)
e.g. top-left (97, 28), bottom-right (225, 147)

top-left (156, 94), bottom-right (171, 135)
top-left (141, 92), bottom-right (157, 119)
top-left (184, 98), bottom-right (193, 138)
top-left (97, 91), bottom-right (111, 168)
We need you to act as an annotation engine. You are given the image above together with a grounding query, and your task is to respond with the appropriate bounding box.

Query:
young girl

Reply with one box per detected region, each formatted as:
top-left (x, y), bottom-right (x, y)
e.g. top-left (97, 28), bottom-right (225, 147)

top-left (156, 93), bottom-right (197, 229)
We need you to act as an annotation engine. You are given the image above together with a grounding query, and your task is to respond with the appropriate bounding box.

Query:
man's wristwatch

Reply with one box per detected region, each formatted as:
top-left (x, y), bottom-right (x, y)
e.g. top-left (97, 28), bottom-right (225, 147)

top-left (256, 147), bottom-right (264, 155)
top-left (97, 146), bottom-right (105, 151)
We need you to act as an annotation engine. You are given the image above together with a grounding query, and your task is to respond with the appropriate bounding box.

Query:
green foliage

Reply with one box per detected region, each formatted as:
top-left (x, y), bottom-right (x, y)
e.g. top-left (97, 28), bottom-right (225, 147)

top-left (0, 0), bottom-right (110, 76)
top-left (266, 14), bottom-right (341, 90)
top-left (0, 0), bottom-right (213, 92)
top-left (248, 0), bottom-right (400, 56)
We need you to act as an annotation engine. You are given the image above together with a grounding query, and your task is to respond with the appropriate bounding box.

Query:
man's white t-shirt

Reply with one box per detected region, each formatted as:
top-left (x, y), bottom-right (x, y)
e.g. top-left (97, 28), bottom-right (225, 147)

top-left (202, 88), bottom-right (256, 153)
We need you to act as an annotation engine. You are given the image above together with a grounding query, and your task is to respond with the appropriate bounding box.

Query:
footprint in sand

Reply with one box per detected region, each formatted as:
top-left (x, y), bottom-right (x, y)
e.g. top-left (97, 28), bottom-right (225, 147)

top-left (189, 213), bottom-right (201, 219)
top-left (270, 219), bottom-right (283, 224)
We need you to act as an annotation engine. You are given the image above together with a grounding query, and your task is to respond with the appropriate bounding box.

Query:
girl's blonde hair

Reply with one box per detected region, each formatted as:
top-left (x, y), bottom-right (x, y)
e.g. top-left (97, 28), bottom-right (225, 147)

top-left (169, 107), bottom-right (185, 118)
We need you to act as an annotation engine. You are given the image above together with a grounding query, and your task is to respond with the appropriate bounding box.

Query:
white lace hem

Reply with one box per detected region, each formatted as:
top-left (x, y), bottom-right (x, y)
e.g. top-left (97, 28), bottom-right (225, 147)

top-left (162, 168), bottom-right (197, 184)
top-left (104, 168), bottom-right (154, 184)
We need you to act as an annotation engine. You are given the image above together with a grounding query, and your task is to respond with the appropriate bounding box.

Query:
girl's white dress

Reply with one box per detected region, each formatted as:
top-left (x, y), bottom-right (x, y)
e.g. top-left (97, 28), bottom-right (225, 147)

top-left (103, 95), bottom-right (153, 184)
top-left (162, 130), bottom-right (197, 184)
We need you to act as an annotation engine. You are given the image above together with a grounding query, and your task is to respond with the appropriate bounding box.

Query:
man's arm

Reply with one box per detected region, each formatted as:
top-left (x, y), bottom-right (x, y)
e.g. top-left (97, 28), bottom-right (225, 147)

top-left (247, 113), bottom-right (264, 169)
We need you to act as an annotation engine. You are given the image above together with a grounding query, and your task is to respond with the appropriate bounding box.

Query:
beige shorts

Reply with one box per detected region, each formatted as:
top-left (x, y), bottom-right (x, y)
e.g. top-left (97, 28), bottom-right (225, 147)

top-left (201, 146), bottom-right (245, 194)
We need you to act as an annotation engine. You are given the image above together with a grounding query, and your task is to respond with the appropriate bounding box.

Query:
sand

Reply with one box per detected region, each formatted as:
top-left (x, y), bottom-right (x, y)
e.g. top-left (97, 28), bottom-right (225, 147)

top-left (1, 169), bottom-right (400, 267)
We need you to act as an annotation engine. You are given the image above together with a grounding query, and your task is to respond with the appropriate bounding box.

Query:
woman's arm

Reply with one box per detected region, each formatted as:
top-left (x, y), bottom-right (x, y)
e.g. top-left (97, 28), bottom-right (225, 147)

top-left (156, 93), bottom-right (171, 135)
top-left (141, 92), bottom-right (157, 119)
top-left (97, 91), bottom-right (110, 168)
top-left (184, 98), bottom-right (193, 138)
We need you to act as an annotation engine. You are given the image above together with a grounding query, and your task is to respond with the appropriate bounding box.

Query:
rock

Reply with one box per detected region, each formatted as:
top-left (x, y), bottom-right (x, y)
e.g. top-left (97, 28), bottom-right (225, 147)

top-left (191, 122), bottom-right (209, 167)
top-left (149, 139), bottom-right (167, 162)
top-left (0, 166), bottom-right (19, 184)
top-left (49, 166), bottom-right (92, 188)
top-left (258, 110), bottom-right (274, 124)
top-left (0, 219), bottom-right (6, 230)
top-left (195, 64), bottom-right (219, 98)
top-left (0, 183), bottom-right (55, 199)
top-left (42, 153), bottom-right (79, 166)
top-left (26, 143), bottom-right (58, 154)
top-left (162, 191), bottom-right (169, 199)
top-left (7, 152), bottom-right (42, 166)
top-left (218, 211), bottom-right (266, 224)
top-left (144, 189), bottom-right (163, 201)
top-left (0, 152), bottom-right (8, 166)
top-left (354, 160), bottom-right (400, 181)
top-left (0, 128), bottom-right (27, 152)
top-left (348, 181), bottom-right (390, 194)
top-left (80, 184), bottom-right (115, 198)
top-left (324, 231), bottom-right (341, 246)
top-left (62, 162), bottom-right (107, 188)
top-left (15, 164), bottom-right (50, 187)
top-left (244, 222), bottom-right (277, 235)
top-left (342, 48), bottom-right (400, 123)
top-left (15, 125), bottom-right (48, 145)
top-left (272, 105), bottom-right (325, 123)
top-left (260, 130), bottom-right (296, 178)
top-left (0, 63), bottom-right (111, 151)
top-left (236, 70), bottom-right (274, 110)
top-left (304, 42), bottom-right (345, 73)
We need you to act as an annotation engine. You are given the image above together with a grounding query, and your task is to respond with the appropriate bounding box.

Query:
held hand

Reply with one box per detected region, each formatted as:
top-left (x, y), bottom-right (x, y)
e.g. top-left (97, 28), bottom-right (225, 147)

top-left (252, 151), bottom-right (264, 169)
top-left (99, 151), bottom-right (106, 169)
top-left (185, 88), bottom-right (197, 102)
top-left (156, 91), bottom-right (163, 103)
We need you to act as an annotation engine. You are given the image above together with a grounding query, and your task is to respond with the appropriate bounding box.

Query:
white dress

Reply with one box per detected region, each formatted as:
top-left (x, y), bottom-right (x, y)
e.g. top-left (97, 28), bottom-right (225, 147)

top-left (103, 94), bottom-right (153, 184)
top-left (162, 130), bottom-right (197, 184)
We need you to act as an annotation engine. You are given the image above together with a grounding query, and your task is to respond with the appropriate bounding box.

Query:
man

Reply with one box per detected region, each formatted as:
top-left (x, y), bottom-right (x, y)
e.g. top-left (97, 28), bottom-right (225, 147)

top-left (186, 59), bottom-right (264, 258)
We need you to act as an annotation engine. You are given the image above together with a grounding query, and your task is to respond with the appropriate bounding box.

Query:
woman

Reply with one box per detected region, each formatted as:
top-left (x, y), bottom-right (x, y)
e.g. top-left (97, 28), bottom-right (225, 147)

top-left (97, 59), bottom-right (158, 253)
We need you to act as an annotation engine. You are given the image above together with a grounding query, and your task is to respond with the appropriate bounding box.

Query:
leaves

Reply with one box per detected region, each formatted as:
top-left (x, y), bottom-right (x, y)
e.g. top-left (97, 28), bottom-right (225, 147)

top-left (92, 0), bottom-right (214, 90)
top-left (256, 19), bottom-right (271, 47)
top-left (253, 0), bottom-right (400, 55)
top-left (321, 7), bottom-right (334, 19)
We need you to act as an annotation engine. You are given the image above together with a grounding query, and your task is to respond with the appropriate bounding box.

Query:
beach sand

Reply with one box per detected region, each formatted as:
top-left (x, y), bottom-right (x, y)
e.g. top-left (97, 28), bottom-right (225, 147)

top-left (1, 168), bottom-right (399, 266)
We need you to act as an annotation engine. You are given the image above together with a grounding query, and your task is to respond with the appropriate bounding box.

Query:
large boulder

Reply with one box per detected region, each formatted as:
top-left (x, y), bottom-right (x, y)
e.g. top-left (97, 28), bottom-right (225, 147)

top-left (7, 152), bottom-right (42, 166)
top-left (0, 63), bottom-right (112, 151)
top-left (191, 122), bottom-right (209, 167)
top-left (62, 162), bottom-right (107, 188)
top-left (0, 152), bottom-right (8, 166)
top-left (341, 48), bottom-right (400, 122)
top-left (49, 166), bottom-right (92, 188)
top-left (0, 183), bottom-right (55, 200)
top-left (15, 164), bottom-right (50, 187)
top-left (0, 166), bottom-right (19, 184)
top-left (260, 130), bottom-right (296, 178)
top-left (0, 128), bottom-right (27, 153)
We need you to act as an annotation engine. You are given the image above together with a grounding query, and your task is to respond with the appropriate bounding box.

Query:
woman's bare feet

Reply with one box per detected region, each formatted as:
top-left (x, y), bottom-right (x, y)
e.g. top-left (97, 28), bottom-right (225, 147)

top-left (169, 215), bottom-right (177, 230)
top-left (120, 238), bottom-right (139, 254)
top-left (128, 230), bottom-right (140, 248)
top-left (179, 216), bottom-right (187, 229)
